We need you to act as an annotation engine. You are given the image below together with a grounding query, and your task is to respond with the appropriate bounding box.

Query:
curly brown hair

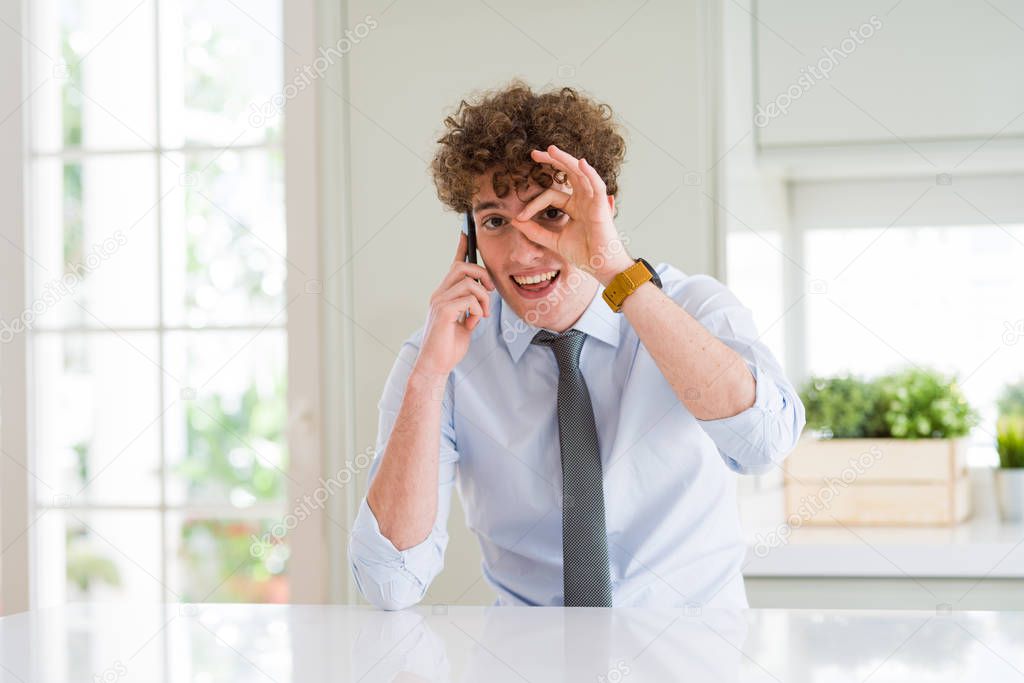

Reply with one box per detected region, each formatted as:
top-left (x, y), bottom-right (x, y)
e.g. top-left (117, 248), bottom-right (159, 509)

top-left (431, 80), bottom-right (627, 214)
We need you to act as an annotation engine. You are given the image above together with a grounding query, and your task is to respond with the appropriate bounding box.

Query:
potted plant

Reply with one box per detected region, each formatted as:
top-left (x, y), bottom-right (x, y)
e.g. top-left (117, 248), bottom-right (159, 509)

top-left (800, 375), bottom-right (887, 439)
top-left (788, 367), bottom-right (979, 526)
top-left (995, 380), bottom-right (1024, 522)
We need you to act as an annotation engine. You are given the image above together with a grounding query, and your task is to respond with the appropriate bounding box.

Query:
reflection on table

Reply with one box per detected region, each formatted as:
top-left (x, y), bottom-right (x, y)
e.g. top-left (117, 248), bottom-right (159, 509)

top-left (0, 603), bottom-right (1021, 681)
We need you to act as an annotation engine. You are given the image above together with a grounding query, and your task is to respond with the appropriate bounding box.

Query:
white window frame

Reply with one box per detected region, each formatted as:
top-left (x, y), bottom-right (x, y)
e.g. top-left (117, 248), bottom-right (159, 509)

top-left (0, 0), bottom-right (31, 616)
top-left (0, 0), bottom-right (335, 613)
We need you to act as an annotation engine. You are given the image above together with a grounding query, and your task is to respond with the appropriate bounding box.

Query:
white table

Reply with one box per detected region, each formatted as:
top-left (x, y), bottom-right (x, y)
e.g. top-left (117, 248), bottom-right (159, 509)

top-left (1, 603), bottom-right (1022, 681)
top-left (740, 468), bottom-right (1024, 578)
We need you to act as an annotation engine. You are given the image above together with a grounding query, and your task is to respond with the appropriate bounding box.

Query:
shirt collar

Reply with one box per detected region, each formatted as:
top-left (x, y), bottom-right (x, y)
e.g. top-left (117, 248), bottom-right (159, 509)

top-left (498, 283), bottom-right (621, 363)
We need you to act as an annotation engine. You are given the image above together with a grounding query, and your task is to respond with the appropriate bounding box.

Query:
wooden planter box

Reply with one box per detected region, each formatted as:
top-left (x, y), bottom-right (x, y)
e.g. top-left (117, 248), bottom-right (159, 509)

top-left (783, 436), bottom-right (971, 526)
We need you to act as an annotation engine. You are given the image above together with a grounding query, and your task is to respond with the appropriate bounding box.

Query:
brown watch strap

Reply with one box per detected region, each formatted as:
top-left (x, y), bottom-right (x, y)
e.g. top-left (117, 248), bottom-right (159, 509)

top-left (602, 259), bottom-right (653, 312)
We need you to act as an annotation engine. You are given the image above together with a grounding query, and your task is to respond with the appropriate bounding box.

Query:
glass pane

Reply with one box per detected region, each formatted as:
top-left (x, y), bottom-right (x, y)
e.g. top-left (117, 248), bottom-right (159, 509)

top-left (29, 0), bottom-right (157, 152)
top-left (33, 333), bottom-right (161, 506)
top-left (161, 149), bottom-right (287, 327)
top-left (805, 224), bottom-right (1024, 466)
top-left (726, 229), bottom-right (787, 365)
top-left (158, 0), bottom-right (283, 147)
top-left (28, 155), bottom-right (159, 329)
top-left (163, 330), bottom-right (287, 506)
top-left (167, 515), bottom-right (289, 603)
top-left (35, 510), bottom-right (163, 608)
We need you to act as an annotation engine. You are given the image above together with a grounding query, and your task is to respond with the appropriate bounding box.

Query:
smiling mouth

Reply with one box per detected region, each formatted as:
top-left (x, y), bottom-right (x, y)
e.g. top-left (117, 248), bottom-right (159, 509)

top-left (510, 270), bottom-right (561, 297)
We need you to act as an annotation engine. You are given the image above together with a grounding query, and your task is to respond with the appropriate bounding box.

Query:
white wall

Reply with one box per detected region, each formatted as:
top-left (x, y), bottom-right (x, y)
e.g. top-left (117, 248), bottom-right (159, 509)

top-left (749, 0), bottom-right (1024, 179)
top-left (332, 0), bottom-right (720, 605)
top-left (754, 0), bottom-right (1024, 149)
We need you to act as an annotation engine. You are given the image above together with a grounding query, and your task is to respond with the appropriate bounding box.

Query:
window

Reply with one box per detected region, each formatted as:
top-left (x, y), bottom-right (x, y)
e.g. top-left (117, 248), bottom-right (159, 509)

top-left (23, 0), bottom-right (292, 607)
top-left (802, 222), bottom-right (1024, 466)
top-left (722, 229), bottom-right (786, 367)
top-left (727, 215), bottom-right (1024, 468)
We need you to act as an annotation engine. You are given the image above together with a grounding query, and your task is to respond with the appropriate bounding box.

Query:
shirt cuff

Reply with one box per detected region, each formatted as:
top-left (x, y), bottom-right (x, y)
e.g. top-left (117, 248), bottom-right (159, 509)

top-left (747, 359), bottom-right (786, 415)
top-left (695, 361), bottom-right (789, 474)
top-left (705, 360), bottom-right (785, 419)
top-left (350, 496), bottom-right (444, 591)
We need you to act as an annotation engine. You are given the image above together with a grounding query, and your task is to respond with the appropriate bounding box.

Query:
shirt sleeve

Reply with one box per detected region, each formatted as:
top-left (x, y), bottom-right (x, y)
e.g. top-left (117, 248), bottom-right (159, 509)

top-left (662, 270), bottom-right (806, 475)
top-left (348, 333), bottom-right (459, 610)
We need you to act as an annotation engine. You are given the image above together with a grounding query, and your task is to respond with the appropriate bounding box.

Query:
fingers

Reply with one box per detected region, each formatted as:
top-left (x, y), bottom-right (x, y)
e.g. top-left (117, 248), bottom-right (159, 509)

top-left (515, 187), bottom-right (571, 223)
top-left (531, 145), bottom-right (608, 200)
top-left (577, 157), bottom-right (607, 196)
top-left (443, 294), bottom-right (484, 328)
top-left (449, 278), bottom-right (493, 317)
top-left (529, 147), bottom-right (579, 184)
top-left (530, 149), bottom-right (585, 197)
top-left (512, 185), bottom-right (571, 252)
top-left (530, 146), bottom-right (593, 199)
top-left (433, 277), bottom-right (492, 318)
top-left (511, 219), bottom-right (559, 253)
top-left (454, 230), bottom-right (468, 263)
top-left (439, 261), bottom-right (495, 291)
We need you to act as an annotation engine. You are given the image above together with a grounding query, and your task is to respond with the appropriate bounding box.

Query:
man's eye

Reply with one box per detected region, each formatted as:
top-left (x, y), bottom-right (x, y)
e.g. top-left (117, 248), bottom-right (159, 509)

top-left (482, 216), bottom-right (506, 230)
top-left (539, 207), bottom-right (566, 221)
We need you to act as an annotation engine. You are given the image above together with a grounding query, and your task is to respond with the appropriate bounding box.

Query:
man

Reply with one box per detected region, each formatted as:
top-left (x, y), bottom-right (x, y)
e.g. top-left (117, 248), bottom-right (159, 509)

top-left (349, 81), bottom-right (805, 610)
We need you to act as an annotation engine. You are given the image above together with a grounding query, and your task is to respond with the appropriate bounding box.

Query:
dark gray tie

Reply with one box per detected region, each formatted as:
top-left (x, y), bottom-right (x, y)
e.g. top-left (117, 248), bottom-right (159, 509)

top-left (531, 328), bottom-right (613, 607)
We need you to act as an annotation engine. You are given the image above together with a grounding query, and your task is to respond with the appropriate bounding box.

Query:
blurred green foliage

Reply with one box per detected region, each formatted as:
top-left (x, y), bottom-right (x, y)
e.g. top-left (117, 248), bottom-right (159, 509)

top-left (179, 519), bottom-right (289, 603)
top-left (177, 374), bottom-right (287, 502)
top-left (800, 367), bottom-right (978, 440)
top-left (997, 379), bottom-right (1024, 468)
top-left (875, 368), bottom-right (977, 439)
top-left (66, 528), bottom-right (121, 593)
top-left (997, 416), bottom-right (1024, 469)
top-left (997, 379), bottom-right (1024, 418)
top-left (799, 374), bottom-right (886, 438)
top-left (175, 372), bottom-right (289, 602)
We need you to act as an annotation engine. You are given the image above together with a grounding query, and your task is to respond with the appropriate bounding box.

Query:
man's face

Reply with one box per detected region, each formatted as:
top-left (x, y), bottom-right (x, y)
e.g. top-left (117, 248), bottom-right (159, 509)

top-left (471, 167), bottom-right (598, 333)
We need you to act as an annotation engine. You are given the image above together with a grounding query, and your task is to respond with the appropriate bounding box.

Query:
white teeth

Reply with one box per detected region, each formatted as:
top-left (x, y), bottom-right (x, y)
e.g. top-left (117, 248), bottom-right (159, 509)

top-left (513, 270), bottom-right (558, 286)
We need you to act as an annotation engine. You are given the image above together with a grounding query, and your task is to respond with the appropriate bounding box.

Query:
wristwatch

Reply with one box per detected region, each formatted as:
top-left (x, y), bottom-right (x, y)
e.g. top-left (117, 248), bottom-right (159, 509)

top-left (602, 257), bottom-right (662, 312)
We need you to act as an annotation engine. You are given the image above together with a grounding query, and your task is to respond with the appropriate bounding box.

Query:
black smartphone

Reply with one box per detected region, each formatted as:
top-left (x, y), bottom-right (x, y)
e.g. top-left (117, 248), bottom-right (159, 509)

top-left (464, 210), bottom-right (478, 265)
top-left (459, 210), bottom-right (481, 324)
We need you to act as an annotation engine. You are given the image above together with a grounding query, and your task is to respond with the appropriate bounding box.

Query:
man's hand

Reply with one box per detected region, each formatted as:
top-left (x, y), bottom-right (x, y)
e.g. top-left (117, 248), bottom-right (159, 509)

top-left (514, 144), bottom-right (634, 285)
top-left (414, 232), bottom-right (495, 377)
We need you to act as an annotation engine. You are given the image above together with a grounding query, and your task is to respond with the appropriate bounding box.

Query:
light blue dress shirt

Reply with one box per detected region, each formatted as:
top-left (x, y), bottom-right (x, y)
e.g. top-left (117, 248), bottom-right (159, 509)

top-left (350, 262), bottom-right (805, 610)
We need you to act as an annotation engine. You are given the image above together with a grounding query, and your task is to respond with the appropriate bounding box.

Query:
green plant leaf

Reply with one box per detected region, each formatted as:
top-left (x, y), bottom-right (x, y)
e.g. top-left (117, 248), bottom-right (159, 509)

top-left (799, 367), bottom-right (978, 440)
